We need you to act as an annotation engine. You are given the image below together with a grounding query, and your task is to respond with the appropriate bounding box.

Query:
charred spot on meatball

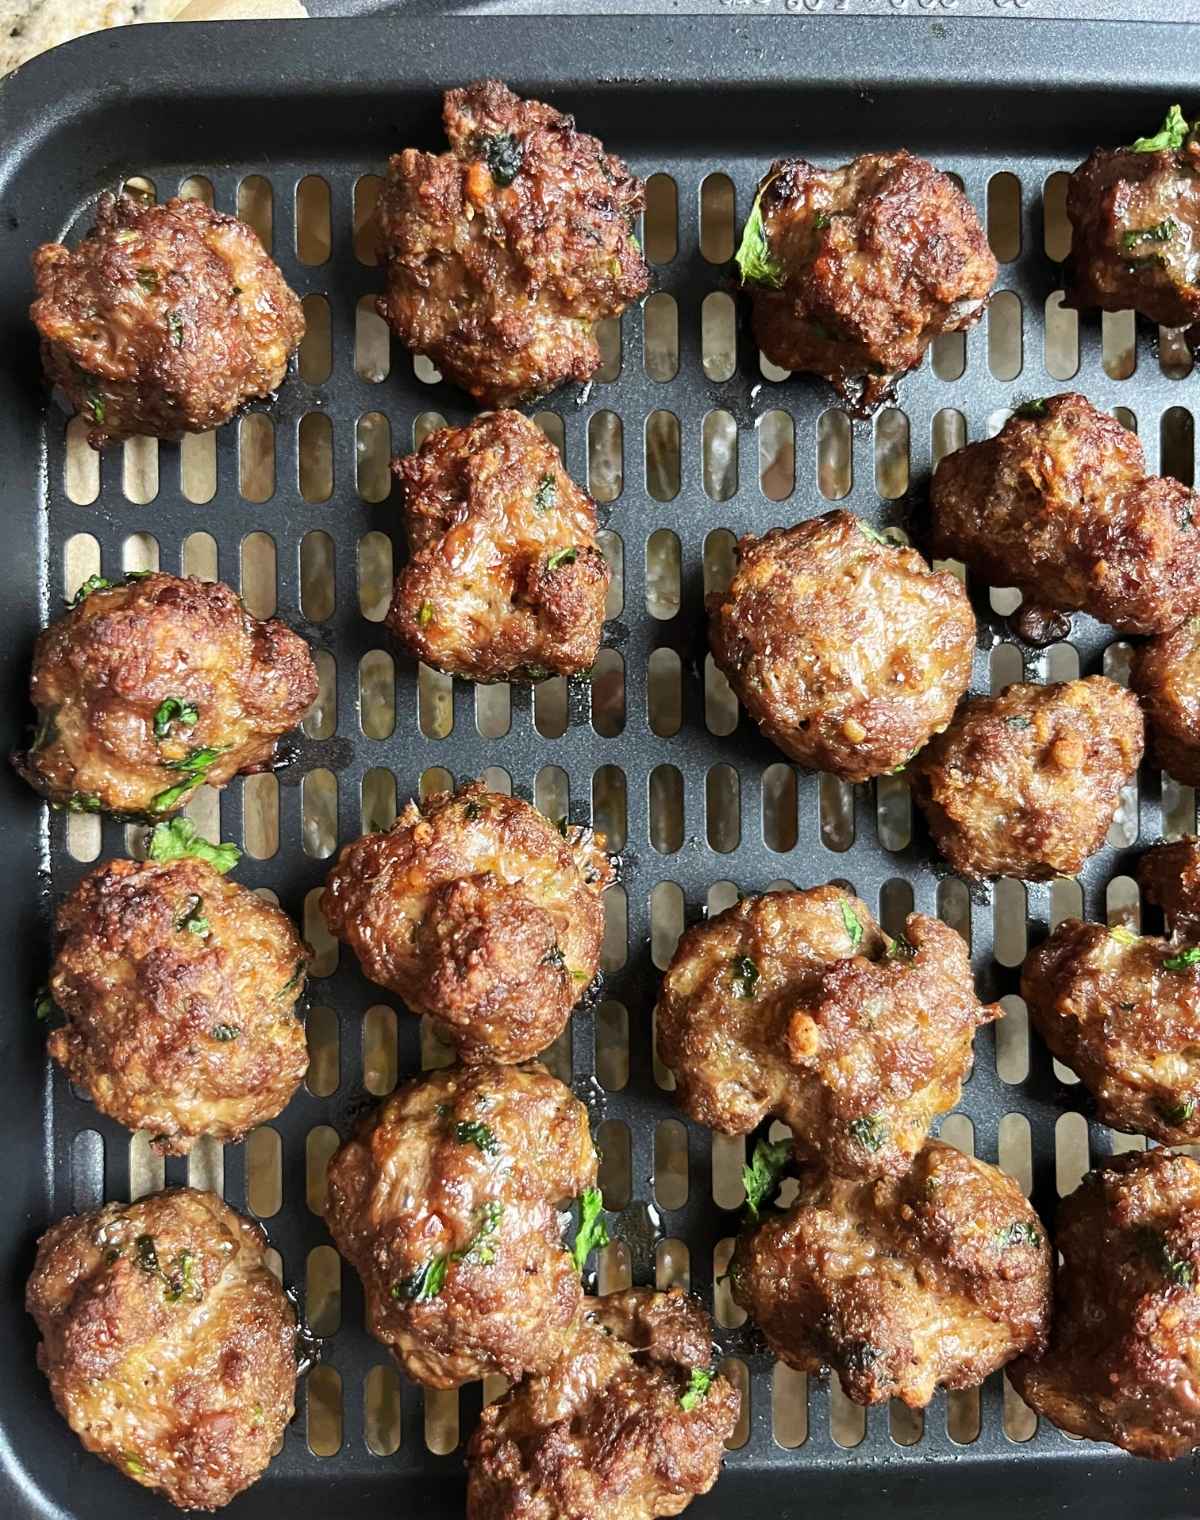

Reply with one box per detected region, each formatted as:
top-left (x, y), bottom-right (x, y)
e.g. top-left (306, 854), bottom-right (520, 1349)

top-left (320, 782), bottom-right (611, 1063)
top-left (377, 79), bottom-right (648, 407)
top-left (1138, 838), bottom-right (1200, 940)
top-left (387, 411), bottom-right (609, 681)
top-left (1023, 918), bottom-right (1200, 1145)
top-left (1064, 106), bottom-right (1200, 331)
top-left (47, 827), bottom-right (309, 1155)
top-left (467, 1286), bottom-right (739, 1520)
top-left (930, 393), bottom-right (1200, 636)
top-left (1010, 1148), bottom-right (1200, 1460)
top-left (31, 192), bottom-right (304, 449)
top-left (13, 571), bottom-right (317, 819)
top-left (736, 151), bottom-right (995, 409)
top-left (26, 1188), bottom-right (297, 1511)
top-left (325, 1062), bottom-right (598, 1388)
top-left (1132, 617), bottom-right (1200, 785)
top-left (909, 678), bottom-right (1144, 880)
top-left (706, 511), bottom-right (974, 781)
top-left (656, 886), bottom-right (999, 1180)
top-left (731, 1141), bottom-right (1051, 1408)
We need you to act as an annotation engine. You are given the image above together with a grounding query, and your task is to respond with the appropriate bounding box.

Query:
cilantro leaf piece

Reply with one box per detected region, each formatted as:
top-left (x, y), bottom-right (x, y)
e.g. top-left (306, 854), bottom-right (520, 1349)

top-left (997, 1220), bottom-right (1041, 1249)
top-left (175, 894), bottom-right (209, 936)
top-left (1131, 104), bottom-right (1190, 153)
top-left (741, 1137), bottom-right (791, 1220)
top-left (1164, 945), bottom-right (1200, 973)
top-left (1014, 398), bottom-right (1047, 419)
top-left (482, 133), bottom-right (524, 186)
top-left (34, 986), bottom-right (55, 1022)
top-left (1159, 1096), bottom-right (1197, 1125)
top-left (841, 899), bottom-right (863, 951)
top-left (153, 698), bottom-right (199, 740)
top-left (210, 1024), bottom-right (240, 1041)
top-left (547, 546), bottom-right (579, 571)
top-left (679, 1367), bottom-right (714, 1411)
top-left (847, 1115), bottom-right (886, 1153)
top-left (70, 574), bottom-right (113, 607)
top-left (534, 474), bottom-right (558, 513)
top-left (1122, 218), bottom-right (1177, 250)
top-left (454, 1120), bottom-right (499, 1155)
top-left (730, 955), bottom-right (759, 999)
top-left (418, 600), bottom-right (434, 627)
top-left (1108, 925), bottom-right (1139, 946)
top-left (856, 520), bottom-right (890, 545)
top-left (572, 1185), bottom-right (610, 1271)
top-left (168, 310), bottom-right (185, 348)
top-left (735, 177), bottom-right (785, 289)
top-left (147, 817), bottom-right (241, 873)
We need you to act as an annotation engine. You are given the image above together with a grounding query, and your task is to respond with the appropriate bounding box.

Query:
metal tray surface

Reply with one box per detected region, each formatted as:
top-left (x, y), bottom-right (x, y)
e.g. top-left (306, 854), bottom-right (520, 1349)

top-left (2, 13), bottom-right (1200, 1519)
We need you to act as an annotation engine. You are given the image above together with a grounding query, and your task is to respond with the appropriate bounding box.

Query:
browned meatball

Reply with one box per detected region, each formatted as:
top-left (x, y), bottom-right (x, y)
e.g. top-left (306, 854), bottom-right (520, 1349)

top-left (32, 192), bottom-right (304, 449)
top-left (325, 1062), bottom-right (597, 1388)
top-left (321, 782), bottom-right (611, 1063)
top-left (1064, 108), bottom-right (1200, 330)
top-left (1132, 617), bottom-right (1200, 785)
top-left (656, 887), bottom-right (999, 1180)
top-left (1010, 1149), bottom-right (1200, 1460)
top-left (909, 678), bottom-right (1144, 880)
top-left (46, 827), bottom-right (308, 1154)
top-left (467, 1287), bottom-right (739, 1520)
top-left (731, 1141), bottom-right (1051, 1408)
top-left (737, 151), bottom-right (995, 408)
top-left (387, 410), bottom-right (609, 681)
top-left (930, 393), bottom-right (1200, 636)
top-left (13, 572), bottom-right (317, 819)
top-left (706, 511), bottom-right (974, 781)
top-left (26, 1188), bottom-right (297, 1511)
top-left (378, 79), bottom-right (647, 407)
top-left (1138, 837), bottom-right (1200, 939)
top-left (1022, 918), bottom-right (1200, 1145)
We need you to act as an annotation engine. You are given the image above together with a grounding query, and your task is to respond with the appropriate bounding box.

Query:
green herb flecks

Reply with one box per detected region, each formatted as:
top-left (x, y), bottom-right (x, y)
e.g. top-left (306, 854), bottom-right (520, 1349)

top-left (210, 1024), bottom-right (240, 1041)
top-left (392, 1201), bottom-right (506, 1301)
top-left (547, 546), bottom-right (578, 571)
top-left (482, 133), bottom-right (524, 186)
top-left (86, 391), bottom-right (106, 425)
top-left (1164, 945), bottom-right (1200, 973)
top-left (147, 817), bottom-right (241, 873)
top-left (1109, 925), bottom-right (1140, 946)
top-left (167, 310), bottom-right (185, 348)
top-left (153, 697), bottom-right (199, 741)
top-left (1131, 105), bottom-right (1190, 153)
top-left (735, 176), bottom-right (785, 289)
top-left (63, 792), bottom-right (103, 814)
top-left (742, 1136), bottom-right (791, 1220)
top-left (812, 210), bottom-right (831, 231)
top-left (1122, 218), bottom-right (1177, 251)
top-left (1014, 398), bottom-right (1048, 419)
top-left (163, 1249), bottom-right (197, 1304)
top-left (1139, 1227), bottom-right (1196, 1288)
top-left (1159, 1096), bottom-right (1197, 1126)
top-left (454, 1120), bottom-right (499, 1155)
top-left (35, 986), bottom-right (55, 1022)
top-left (543, 943), bottom-right (568, 974)
top-left (125, 1455), bottom-right (146, 1478)
top-left (856, 520), bottom-right (890, 546)
top-left (136, 268), bottom-right (158, 292)
top-left (277, 961), bottom-right (307, 1002)
top-left (534, 475), bottom-right (558, 513)
top-left (848, 1115), bottom-right (886, 1153)
top-left (418, 600), bottom-right (434, 627)
top-left (150, 746), bottom-right (227, 814)
top-left (997, 1220), bottom-right (1042, 1249)
top-left (135, 1234), bottom-right (160, 1275)
top-left (679, 1367), bottom-right (714, 1412)
top-left (572, 1186), bottom-right (610, 1272)
top-left (730, 955), bottom-right (759, 999)
top-left (393, 1256), bottom-right (449, 1303)
top-left (886, 935), bottom-right (916, 961)
top-left (841, 899), bottom-right (863, 951)
top-left (175, 894), bottom-right (209, 937)
top-left (70, 574), bottom-right (113, 606)
top-left (1006, 716), bottom-right (1032, 729)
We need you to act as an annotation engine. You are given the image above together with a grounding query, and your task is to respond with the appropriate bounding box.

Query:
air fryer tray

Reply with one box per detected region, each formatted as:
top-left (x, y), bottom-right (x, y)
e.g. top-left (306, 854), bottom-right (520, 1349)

top-left (3, 13), bottom-right (1200, 1518)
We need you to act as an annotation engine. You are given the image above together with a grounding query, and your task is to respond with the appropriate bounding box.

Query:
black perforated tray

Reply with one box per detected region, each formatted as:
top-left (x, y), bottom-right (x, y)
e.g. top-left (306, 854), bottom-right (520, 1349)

top-left (2, 13), bottom-right (1200, 1518)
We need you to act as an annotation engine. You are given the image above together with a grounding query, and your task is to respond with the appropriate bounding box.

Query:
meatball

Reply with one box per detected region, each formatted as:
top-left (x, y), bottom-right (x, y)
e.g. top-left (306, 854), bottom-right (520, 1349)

top-left (26, 1188), bottom-right (297, 1511)
top-left (321, 782), bottom-right (611, 1063)
top-left (731, 1141), bottom-right (1051, 1408)
top-left (656, 887), bottom-right (999, 1180)
top-left (737, 151), bottom-right (995, 408)
top-left (908, 678), bottom-right (1144, 880)
top-left (1132, 617), bottom-right (1200, 785)
top-left (467, 1287), bottom-right (739, 1520)
top-left (387, 410), bottom-right (609, 681)
top-left (377, 78), bottom-right (647, 407)
top-left (1064, 107), bottom-right (1200, 330)
top-left (32, 191), bottom-right (304, 449)
top-left (1009, 1149), bottom-right (1200, 1460)
top-left (325, 1062), bottom-right (597, 1388)
top-left (13, 571), bottom-right (318, 818)
top-left (930, 393), bottom-right (1200, 636)
top-left (1022, 918), bottom-right (1200, 1145)
top-left (706, 511), bottom-right (974, 781)
top-left (46, 825), bottom-right (309, 1154)
top-left (1138, 837), bottom-right (1200, 939)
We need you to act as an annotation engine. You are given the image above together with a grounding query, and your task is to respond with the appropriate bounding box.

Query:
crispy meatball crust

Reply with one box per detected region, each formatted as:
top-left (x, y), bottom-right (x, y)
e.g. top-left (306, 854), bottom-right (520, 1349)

top-left (706, 511), bottom-right (974, 781)
top-left (325, 1062), bottom-right (597, 1388)
top-left (1138, 838), bottom-right (1200, 939)
top-left (378, 79), bottom-right (648, 407)
top-left (1065, 137), bottom-right (1200, 329)
top-left (467, 1287), bottom-right (739, 1520)
top-left (32, 192), bottom-right (304, 449)
top-left (930, 393), bottom-right (1200, 636)
top-left (1010, 1149), bottom-right (1200, 1460)
top-left (909, 678), bottom-right (1144, 880)
top-left (13, 572), bottom-right (318, 819)
top-left (731, 1141), bottom-right (1051, 1408)
top-left (745, 152), bottom-right (995, 407)
top-left (1132, 617), bottom-right (1200, 785)
top-left (1022, 918), bottom-right (1200, 1145)
top-left (387, 410), bottom-right (609, 680)
top-left (656, 887), bottom-right (999, 1180)
top-left (26, 1188), bottom-right (297, 1511)
top-left (47, 856), bottom-right (309, 1154)
top-left (321, 782), bottom-right (612, 1063)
